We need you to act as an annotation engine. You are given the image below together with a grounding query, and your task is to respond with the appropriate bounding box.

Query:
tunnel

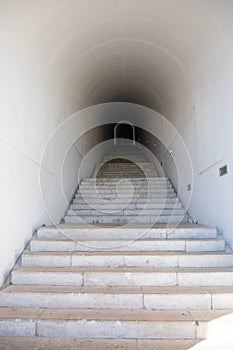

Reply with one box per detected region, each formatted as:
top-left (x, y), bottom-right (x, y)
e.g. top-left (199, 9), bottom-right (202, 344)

top-left (0, 0), bottom-right (233, 290)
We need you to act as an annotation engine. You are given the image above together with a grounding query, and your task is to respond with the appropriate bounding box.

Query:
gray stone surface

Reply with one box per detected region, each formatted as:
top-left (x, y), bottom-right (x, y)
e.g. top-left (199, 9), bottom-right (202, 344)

top-left (0, 149), bottom-right (232, 344)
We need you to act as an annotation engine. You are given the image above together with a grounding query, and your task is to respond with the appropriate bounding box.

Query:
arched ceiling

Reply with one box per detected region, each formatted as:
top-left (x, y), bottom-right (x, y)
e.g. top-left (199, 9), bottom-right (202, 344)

top-left (2, 0), bottom-right (232, 115)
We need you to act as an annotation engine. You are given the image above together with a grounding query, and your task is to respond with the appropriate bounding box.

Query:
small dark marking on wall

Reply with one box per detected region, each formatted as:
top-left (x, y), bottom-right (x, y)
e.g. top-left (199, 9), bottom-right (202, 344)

top-left (219, 165), bottom-right (228, 177)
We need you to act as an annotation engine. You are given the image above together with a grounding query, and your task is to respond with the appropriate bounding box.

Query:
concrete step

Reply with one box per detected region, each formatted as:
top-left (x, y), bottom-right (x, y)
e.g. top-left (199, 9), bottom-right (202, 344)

top-left (96, 168), bottom-right (156, 171)
top-left (64, 214), bottom-right (189, 224)
top-left (84, 178), bottom-right (169, 183)
top-left (30, 237), bottom-right (225, 252)
top-left (85, 177), bottom-right (168, 181)
top-left (67, 208), bottom-right (186, 216)
top-left (67, 205), bottom-right (186, 216)
top-left (97, 169), bottom-right (157, 174)
top-left (37, 224), bottom-right (218, 240)
top-left (96, 175), bottom-right (158, 179)
top-left (96, 171), bottom-right (156, 175)
top-left (96, 169), bottom-right (155, 173)
top-left (0, 307), bottom-right (232, 339)
top-left (81, 184), bottom-right (170, 189)
top-left (79, 183), bottom-right (173, 189)
top-left (3, 285), bottom-right (233, 310)
top-left (97, 163), bottom-right (155, 166)
top-left (97, 161), bottom-right (155, 169)
top-left (73, 197), bottom-right (179, 204)
top-left (96, 167), bottom-right (156, 170)
top-left (103, 156), bottom-right (148, 161)
top-left (96, 166), bottom-right (155, 168)
top-left (86, 180), bottom-right (169, 185)
top-left (75, 193), bottom-right (177, 199)
top-left (71, 202), bottom-right (183, 210)
top-left (98, 165), bottom-right (155, 168)
top-left (78, 188), bottom-right (174, 194)
top-left (98, 162), bottom-right (153, 165)
top-left (97, 169), bottom-right (156, 173)
top-left (0, 336), bottom-right (199, 350)
top-left (96, 172), bottom-right (157, 177)
top-left (21, 251), bottom-right (233, 268)
top-left (79, 186), bottom-right (174, 192)
top-left (11, 267), bottom-right (233, 287)
top-left (79, 183), bottom-right (172, 188)
top-left (97, 166), bottom-right (156, 170)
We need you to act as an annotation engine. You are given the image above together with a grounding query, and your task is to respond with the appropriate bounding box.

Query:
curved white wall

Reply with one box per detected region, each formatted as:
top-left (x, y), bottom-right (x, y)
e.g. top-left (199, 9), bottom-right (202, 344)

top-left (0, 0), bottom-right (233, 286)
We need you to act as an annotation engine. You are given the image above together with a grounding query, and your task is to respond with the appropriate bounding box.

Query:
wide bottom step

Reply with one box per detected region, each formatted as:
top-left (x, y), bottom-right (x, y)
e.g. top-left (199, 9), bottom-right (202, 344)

top-left (0, 308), bottom-right (233, 340)
top-left (0, 337), bottom-right (199, 350)
top-left (0, 308), bottom-right (232, 340)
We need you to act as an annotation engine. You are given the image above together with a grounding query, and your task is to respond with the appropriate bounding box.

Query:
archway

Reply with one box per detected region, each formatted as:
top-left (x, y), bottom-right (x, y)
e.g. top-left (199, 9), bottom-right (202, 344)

top-left (114, 121), bottom-right (136, 146)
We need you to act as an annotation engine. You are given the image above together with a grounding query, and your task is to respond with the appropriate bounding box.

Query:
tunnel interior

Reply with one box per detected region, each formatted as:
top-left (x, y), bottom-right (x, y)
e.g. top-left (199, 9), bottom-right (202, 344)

top-left (115, 124), bottom-right (134, 142)
top-left (1, 0), bottom-right (233, 285)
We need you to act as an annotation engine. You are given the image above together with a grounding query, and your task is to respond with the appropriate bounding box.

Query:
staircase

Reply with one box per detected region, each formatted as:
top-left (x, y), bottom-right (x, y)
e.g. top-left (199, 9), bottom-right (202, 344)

top-left (1, 145), bottom-right (233, 349)
top-left (65, 146), bottom-right (189, 224)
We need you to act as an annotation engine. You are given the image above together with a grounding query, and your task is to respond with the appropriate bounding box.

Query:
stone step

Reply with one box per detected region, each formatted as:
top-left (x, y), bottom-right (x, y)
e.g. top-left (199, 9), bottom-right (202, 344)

top-left (30, 238), bottom-right (225, 252)
top-left (96, 167), bottom-right (156, 170)
top-left (99, 161), bottom-right (151, 162)
top-left (97, 166), bottom-right (155, 168)
top-left (67, 208), bottom-right (186, 216)
top-left (80, 182), bottom-right (172, 188)
top-left (97, 161), bottom-right (154, 164)
top-left (86, 181), bottom-right (169, 185)
top-left (98, 164), bottom-right (155, 167)
top-left (64, 214), bottom-right (189, 224)
top-left (84, 178), bottom-right (169, 184)
top-left (96, 166), bottom-right (155, 169)
top-left (85, 177), bottom-right (168, 181)
top-left (73, 197), bottom-right (179, 204)
top-left (96, 175), bottom-right (158, 179)
top-left (98, 161), bottom-right (153, 164)
top-left (96, 168), bottom-right (156, 171)
top-left (97, 167), bottom-right (155, 170)
top-left (103, 154), bottom-right (147, 157)
top-left (11, 267), bottom-right (233, 287)
top-left (96, 172), bottom-right (157, 176)
top-left (0, 336), bottom-right (199, 350)
top-left (77, 186), bottom-right (173, 192)
top-left (81, 184), bottom-right (169, 189)
top-left (103, 157), bottom-right (148, 162)
top-left (97, 168), bottom-right (157, 173)
top-left (79, 187), bottom-right (173, 193)
top-left (3, 285), bottom-right (233, 310)
top-left (96, 171), bottom-right (156, 175)
top-left (37, 224), bottom-right (218, 240)
top-left (97, 164), bottom-right (156, 168)
top-left (78, 188), bottom-right (174, 194)
top-left (75, 193), bottom-right (177, 199)
top-left (68, 207), bottom-right (185, 214)
top-left (21, 251), bottom-right (233, 268)
top-left (76, 193), bottom-right (175, 200)
top-left (71, 202), bottom-right (183, 210)
top-left (0, 307), bottom-right (232, 339)
top-left (96, 171), bottom-right (157, 175)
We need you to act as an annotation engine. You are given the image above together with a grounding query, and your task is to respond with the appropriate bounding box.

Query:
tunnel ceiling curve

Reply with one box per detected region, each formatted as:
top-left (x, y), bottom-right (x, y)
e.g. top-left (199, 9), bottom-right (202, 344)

top-left (4, 0), bottom-right (232, 119)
